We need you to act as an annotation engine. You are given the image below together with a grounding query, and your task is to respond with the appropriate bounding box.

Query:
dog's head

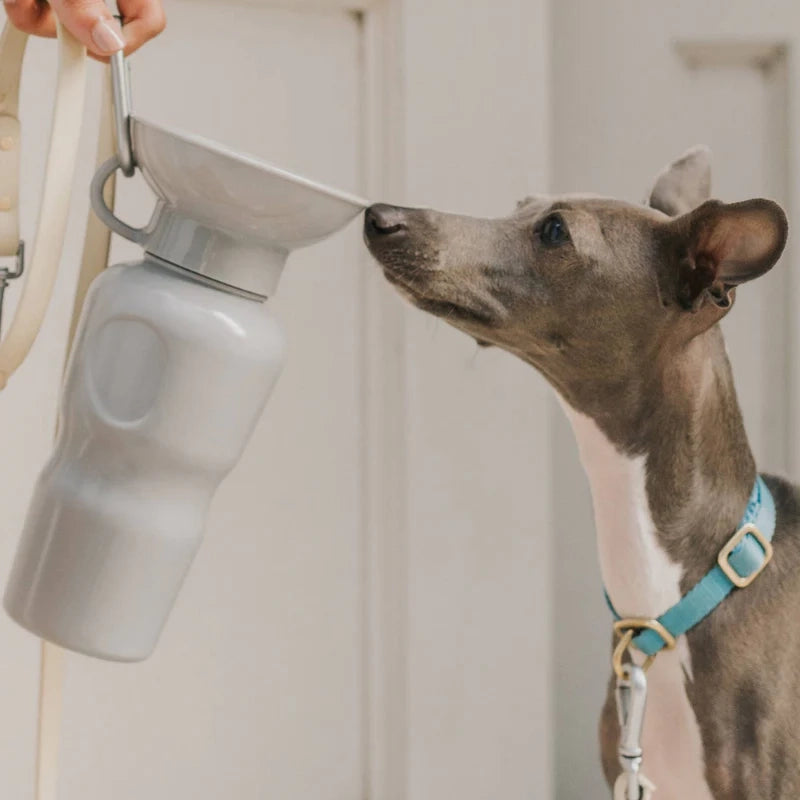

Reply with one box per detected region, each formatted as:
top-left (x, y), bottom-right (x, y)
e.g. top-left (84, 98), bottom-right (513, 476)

top-left (364, 147), bottom-right (788, 416)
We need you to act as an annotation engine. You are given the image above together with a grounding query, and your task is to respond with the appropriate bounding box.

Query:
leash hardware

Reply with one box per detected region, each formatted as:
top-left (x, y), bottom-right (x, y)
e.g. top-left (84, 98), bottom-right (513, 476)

top-left (717, 522), bottom-right (773, 588)
top-left (612, 618), bottom-right (675, 681)
top-left (615, 662), bottom-right (648, 800)
top-left (0, 239), bottom-right (24, 335)
top-left (110, 16), bottom-right (135, 177)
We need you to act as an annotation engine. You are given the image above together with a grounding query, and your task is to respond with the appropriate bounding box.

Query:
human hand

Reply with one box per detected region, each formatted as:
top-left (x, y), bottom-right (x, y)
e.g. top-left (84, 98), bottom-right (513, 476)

top-left (3, 0), bottom-right (166, 58)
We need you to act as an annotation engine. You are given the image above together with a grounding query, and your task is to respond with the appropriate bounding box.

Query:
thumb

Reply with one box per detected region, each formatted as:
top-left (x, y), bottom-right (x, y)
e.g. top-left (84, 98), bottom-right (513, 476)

top-left (49, 0), bottom-right (125, 57)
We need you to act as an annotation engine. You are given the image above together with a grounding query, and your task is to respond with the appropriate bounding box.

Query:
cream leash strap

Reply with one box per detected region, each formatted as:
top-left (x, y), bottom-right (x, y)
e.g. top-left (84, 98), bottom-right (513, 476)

top-left (0, 23), bottom-right (26, 259)
top-left (0, 16), bottom-right (117, 800)
top-left (0, 20), bottom-right (86, 388)
top-left (0, 23), bottom-right (27, 330)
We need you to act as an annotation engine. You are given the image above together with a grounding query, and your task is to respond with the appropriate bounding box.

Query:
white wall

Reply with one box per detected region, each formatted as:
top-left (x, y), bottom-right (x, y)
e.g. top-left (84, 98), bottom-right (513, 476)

top-left (397, 2), bottom-right (553, 797)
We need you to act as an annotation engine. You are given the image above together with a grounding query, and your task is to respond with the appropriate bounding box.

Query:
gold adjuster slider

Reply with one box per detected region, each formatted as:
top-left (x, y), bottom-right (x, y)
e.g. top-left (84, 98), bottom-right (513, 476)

top-left (612, 618), bottom-right (676, 680)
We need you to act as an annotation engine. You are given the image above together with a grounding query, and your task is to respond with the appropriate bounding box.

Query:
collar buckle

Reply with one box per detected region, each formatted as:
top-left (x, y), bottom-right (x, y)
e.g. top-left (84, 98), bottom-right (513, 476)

top-left (717, 522), bottom-right (773, 588)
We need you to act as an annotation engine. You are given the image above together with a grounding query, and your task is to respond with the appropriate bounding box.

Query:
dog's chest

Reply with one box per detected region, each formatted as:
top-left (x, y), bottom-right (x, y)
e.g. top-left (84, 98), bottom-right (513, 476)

top-left (563, 406), bottom-right (714, 797)
top-left (637, 651), bottom-right (714, 800)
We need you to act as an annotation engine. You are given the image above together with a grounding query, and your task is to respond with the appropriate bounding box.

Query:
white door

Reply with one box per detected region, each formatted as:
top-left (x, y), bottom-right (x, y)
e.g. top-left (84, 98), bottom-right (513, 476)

top-left (0, 0), bottom-right (554, 797)
top-left (551, 3), bottom-right (800, 796)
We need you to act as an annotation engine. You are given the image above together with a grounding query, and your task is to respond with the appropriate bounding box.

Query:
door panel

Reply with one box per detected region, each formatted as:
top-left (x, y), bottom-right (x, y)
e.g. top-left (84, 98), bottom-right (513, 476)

top-left (399, 1), bottom-right (553, 797)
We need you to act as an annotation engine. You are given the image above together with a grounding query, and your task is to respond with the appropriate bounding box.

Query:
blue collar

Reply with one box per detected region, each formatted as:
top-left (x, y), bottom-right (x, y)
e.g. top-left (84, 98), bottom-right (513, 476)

top-left (606, 475), bottom-right (776, 657)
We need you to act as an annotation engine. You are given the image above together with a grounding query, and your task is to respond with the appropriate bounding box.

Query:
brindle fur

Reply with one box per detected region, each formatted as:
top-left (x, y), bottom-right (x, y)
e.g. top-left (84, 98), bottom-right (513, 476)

top-left (363, 147), bottom-right (797, 798)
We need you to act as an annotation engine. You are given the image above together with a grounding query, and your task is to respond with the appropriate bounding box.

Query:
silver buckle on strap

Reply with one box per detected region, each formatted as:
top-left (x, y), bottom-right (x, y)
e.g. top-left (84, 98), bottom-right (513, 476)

top-left (0, 239), bottom-right (24, 335)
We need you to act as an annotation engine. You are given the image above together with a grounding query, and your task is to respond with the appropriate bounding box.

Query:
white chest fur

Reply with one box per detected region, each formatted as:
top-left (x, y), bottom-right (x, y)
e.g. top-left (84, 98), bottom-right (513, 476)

top-left (562, 405), bottom-right (714, 800)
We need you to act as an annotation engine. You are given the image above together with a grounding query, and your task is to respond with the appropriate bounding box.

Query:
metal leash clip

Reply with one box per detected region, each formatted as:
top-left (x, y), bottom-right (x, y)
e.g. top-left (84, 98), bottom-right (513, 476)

top-left (615, 663), bottom-right (648, 800)
top-left (0, 240), bottom-right (24, 335)
top-left (110, 16), bottom-right (135, 177)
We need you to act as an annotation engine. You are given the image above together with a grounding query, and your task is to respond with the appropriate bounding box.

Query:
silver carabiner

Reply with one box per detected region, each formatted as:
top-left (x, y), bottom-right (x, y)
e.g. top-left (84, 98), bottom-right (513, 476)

top-left (615, 663), bottom-right (648, 800)
top-left (0, 240), bottom-right (25, 336)
top-left (109, 15), bottom-right (135, 177)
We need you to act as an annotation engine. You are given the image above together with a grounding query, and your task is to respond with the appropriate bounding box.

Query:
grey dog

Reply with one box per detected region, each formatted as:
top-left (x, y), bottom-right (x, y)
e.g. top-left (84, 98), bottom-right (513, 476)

top-left (364, 147), bottom-right (795, 799)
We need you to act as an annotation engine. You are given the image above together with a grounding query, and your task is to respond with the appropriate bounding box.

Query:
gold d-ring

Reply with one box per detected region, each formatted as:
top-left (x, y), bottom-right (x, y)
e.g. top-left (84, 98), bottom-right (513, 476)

top-left (612, 618), bottom-right (676, 680)
top-left (612, 630), bottom-right (653, 679)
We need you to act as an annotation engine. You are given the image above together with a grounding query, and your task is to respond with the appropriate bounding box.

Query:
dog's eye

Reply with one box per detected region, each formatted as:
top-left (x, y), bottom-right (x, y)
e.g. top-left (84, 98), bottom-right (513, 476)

top-left (539, 214), bottom-right (569, 246)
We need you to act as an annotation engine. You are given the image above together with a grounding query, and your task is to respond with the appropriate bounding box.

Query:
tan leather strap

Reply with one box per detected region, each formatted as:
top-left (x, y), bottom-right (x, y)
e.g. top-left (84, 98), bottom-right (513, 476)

top-left (0, 23), bottom-right (27, 258)
top-left (68, 69), bottom-right (116, 348)
top-left (0, 20), bottom-right (86, 388)
top-left (0, 22), bottom-right (26, 117)
top-left (35, 643), bottom-right (65, 800)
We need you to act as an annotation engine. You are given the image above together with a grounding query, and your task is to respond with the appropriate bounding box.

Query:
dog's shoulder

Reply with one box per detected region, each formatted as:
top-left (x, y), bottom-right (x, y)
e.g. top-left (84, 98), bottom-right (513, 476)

top-left (760, 474), bottom-right (800, 584)
top-left (763, 473), bottom-right (800, 535)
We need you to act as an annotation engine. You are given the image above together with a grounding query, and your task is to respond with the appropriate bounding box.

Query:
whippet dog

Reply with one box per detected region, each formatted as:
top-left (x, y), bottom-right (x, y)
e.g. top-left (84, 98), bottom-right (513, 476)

top-left (363, 147), bottom-right (795, 799)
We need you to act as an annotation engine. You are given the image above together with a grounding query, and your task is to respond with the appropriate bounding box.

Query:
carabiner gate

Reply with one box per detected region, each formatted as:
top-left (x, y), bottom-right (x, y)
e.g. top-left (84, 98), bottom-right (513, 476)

top-left (109, 16), bottom-right (135, 177)
top-left (615, 662), bottom-right (648, 800)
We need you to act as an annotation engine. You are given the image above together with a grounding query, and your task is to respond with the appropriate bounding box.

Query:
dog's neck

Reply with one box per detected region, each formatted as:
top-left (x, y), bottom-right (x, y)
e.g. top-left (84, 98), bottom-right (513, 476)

top-left (560, 324), bottom-right (755, 617)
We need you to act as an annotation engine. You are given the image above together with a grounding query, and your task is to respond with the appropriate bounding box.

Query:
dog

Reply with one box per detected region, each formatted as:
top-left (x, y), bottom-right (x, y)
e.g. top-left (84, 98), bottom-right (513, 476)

top-left (363, 146), bottom-right (796, 799)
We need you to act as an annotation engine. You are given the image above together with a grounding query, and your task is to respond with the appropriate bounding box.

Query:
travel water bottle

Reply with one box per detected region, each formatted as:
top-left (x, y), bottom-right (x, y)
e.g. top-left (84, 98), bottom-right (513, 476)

top-left (3, 117), bottom-right (365, 661)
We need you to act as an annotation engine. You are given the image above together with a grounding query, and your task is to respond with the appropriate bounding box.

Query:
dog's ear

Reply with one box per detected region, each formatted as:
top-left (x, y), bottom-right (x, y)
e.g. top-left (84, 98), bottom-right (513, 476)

top-left (648, 145), bottom-right (711, 217)
top-left (671, 198), bottom-right (788, 311)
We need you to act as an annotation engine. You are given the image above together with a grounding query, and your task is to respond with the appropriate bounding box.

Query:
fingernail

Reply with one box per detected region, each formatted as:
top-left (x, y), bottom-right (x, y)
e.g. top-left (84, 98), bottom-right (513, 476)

top-left (91, 18), bottom-right (124, 54)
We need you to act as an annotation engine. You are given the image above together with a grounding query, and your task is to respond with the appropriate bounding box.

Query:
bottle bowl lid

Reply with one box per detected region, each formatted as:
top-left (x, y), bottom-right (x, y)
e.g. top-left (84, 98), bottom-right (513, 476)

top-left (131, 116), bottom-right (368, 254)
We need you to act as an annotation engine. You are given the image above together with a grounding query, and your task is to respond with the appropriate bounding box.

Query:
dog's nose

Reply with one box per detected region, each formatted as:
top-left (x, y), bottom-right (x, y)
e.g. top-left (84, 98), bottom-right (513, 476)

top-left (364, 204), bottom-right (408, 238)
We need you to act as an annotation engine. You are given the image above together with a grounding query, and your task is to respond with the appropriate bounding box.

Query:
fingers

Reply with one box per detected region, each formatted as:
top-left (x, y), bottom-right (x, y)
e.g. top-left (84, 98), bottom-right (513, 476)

top-left (48, 0), bottom-right (125, 56)
top-left (2, 0), bottom-right (165, 58)
top-left (2, 0), bottom-right (57, 39)
top-left (117, 0), bottom-right (165, 55)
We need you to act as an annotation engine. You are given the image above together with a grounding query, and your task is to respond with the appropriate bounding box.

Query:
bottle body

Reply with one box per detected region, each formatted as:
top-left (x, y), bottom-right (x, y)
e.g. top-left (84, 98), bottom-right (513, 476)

top-left (4, 258), bottom-right (286, 661)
